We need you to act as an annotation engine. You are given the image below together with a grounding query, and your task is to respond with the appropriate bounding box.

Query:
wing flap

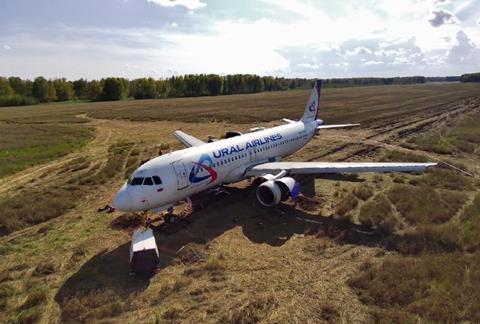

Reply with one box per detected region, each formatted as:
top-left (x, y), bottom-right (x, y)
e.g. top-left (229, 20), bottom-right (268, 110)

top-left (246, 161), bottom-right (436, 176)
top-left (174, 130), bottom-right (206, 148)
top-left (317, 124), bottom-right (360, 129)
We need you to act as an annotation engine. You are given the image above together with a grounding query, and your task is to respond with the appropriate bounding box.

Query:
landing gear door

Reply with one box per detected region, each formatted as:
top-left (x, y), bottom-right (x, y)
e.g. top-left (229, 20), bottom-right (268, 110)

top-left (171, 160), bottom-right (189, 190)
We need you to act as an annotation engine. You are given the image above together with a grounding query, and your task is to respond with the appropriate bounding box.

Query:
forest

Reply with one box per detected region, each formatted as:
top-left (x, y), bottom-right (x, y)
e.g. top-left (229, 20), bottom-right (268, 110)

top-left (0, 73), bottom-right (453, 107)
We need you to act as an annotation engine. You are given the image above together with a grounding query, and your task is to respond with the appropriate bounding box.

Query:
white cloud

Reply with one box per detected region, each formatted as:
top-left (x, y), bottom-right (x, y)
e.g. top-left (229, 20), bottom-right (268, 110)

top-left (297, 63), bottom-right (321, 69)
top-left (123, 63), bottom-right (139, 69)
top-left (346, 47), bottom-right (372, 56)
top-left (429, 9), bottom-right (459, 27)
top-left (447, 30), bottom-right (480, 66)
top-left (146, 0), bottom-right (206, 10)
top-left (364, 60), bottom-right (384, 65)
top-left (171, 22), bottom-right (178, 28)
top-left (2, 44), bottom-right (11, 50)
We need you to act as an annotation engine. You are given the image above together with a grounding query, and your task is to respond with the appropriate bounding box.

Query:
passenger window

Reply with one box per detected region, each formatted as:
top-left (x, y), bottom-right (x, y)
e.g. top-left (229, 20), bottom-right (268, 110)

top-left (144, 177), bottom-right (153, 185)
top-left (130, 177), bottom-right (144, 185)
top-left (152, 176), bottom-right (162, 185)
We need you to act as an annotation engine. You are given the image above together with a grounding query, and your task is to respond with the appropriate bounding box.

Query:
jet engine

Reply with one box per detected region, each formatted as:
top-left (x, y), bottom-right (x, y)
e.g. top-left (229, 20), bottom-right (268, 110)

top-left (256, 176), bottom-right (300, 207)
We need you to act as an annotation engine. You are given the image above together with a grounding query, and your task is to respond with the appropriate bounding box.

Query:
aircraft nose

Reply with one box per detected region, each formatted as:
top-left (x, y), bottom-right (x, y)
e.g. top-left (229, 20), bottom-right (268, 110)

top-left (113, 186), bottom-right (132, 212)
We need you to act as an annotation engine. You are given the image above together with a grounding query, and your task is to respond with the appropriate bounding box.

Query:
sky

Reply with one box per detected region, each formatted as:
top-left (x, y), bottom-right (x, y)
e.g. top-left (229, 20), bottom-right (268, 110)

top-left (0, 0), bottom-right (479, 80)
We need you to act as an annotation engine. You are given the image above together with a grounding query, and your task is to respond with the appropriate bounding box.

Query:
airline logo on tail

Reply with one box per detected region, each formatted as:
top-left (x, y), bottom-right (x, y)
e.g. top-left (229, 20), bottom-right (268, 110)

top-left (189, 154), bottom-right (217, 184)
top-left (308, 100), bottom-right (316, 112)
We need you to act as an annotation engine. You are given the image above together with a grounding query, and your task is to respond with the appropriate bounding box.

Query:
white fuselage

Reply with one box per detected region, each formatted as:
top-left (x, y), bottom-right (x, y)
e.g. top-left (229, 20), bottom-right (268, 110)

top-left (113, 119), bottom-right (318, 212)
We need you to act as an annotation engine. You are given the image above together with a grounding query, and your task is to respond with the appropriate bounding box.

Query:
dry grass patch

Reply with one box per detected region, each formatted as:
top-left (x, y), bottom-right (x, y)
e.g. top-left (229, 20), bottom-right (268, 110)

top-left (335, 193), bottom-right (358, 216)
top-left (387, 223), bottom-right (461, 255)
top-left (184, 255), bottom-right (227, 281)
top-left (410, 168), bottom-right (474, 191)
top-left (380, 150), bottom-right (429, 163)
top-left (359, 194), bottom-right (399, 233)
top-left (459, 193), bottom-right (480, 252)
top-left (78, 141), bottom-right (134, 186)
top-left (349, 253), bottom-right (480, 323)
top-left (353, 184), bottom-right (374, 201)
top-left (0, 184), bottom-right (84, 235)
top-left (388, 185), bottom-right (467, 224)
top-left (219, 295), bottom-right (278, 324)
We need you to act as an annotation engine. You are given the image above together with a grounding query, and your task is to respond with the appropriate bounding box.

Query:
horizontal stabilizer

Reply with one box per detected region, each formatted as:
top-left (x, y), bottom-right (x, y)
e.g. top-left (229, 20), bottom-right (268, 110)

top-left (317, 123), bottom-right (360, 130)
top-left (174, 130), bottom-right (206, 148)
top-left (246, 161), bottom-right (436, 176)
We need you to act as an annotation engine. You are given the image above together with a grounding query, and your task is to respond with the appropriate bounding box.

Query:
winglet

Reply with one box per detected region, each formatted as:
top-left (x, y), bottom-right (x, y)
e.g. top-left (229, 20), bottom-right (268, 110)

top-left (174, 130), bottom-right (206, 148)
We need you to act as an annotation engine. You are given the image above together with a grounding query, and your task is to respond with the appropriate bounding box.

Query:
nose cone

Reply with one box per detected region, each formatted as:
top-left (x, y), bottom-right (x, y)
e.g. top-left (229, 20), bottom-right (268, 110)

top-left (113, 185), bottom-right (133, 212)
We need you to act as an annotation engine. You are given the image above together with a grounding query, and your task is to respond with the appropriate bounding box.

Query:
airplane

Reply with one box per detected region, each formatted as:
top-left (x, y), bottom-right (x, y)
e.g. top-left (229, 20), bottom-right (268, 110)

top-left (112, 80), bottom-right (436, 218)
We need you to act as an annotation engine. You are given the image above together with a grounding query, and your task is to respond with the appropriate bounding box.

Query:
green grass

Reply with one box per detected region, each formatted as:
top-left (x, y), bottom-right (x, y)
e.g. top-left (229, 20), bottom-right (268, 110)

top-left (0, 121), bottom-right (93, 178)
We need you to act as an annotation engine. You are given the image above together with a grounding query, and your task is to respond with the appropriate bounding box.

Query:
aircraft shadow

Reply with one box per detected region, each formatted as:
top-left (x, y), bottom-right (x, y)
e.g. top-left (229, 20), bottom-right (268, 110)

top-left (56, 184), bottom-right (426, 321)
top-left (54, 243), bottom-right (150, 321)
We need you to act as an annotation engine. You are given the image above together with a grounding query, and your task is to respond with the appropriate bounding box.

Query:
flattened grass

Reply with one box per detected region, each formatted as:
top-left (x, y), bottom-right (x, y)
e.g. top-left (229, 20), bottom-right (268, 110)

top-left (0, 141), bottom-right (132, 235)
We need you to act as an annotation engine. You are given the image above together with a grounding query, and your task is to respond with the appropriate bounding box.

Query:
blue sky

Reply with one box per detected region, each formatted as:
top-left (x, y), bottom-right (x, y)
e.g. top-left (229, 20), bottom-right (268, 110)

top-left (0, 0), bottom-right (479, 79)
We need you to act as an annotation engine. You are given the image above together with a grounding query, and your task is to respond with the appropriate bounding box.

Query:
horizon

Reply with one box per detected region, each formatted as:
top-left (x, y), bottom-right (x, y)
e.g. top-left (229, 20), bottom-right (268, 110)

top-left (0, 74), bottom-right (466, 82)
top-left (1, 0), bottom-right (479, 80)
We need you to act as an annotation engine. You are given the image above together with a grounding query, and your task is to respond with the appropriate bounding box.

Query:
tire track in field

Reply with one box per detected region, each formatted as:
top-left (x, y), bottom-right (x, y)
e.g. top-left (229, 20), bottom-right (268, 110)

top-left (0, 118), bottom-right (115, 196)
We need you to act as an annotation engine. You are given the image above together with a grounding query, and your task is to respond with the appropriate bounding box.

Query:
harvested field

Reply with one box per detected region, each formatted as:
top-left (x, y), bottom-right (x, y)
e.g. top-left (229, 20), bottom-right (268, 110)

top-left (0, 83), bottom-right (479, 322)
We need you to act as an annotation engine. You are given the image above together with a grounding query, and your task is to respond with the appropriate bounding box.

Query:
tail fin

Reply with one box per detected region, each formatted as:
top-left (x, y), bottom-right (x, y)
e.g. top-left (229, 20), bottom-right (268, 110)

top-left (301, 79), bottom-right (321, 122)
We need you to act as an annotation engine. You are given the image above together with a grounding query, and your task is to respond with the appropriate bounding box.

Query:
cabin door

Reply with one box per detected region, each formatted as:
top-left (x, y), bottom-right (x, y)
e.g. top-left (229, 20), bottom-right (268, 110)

top-left (171, 160), bottom-right (189, 190)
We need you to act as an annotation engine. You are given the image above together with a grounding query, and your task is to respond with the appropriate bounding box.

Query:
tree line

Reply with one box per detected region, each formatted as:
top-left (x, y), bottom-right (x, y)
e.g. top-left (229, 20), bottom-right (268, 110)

top-left (460, 72), bottom-right (480, 82)
top-left (0, 74), bottom-right (432, 107)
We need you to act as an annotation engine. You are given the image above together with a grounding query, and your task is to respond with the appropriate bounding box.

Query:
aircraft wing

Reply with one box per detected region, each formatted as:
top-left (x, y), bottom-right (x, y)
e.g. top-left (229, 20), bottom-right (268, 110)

top-left (282, 118), bottom-right (296, 124)
top-left (317, 124), bottom-right (360, 129)
top-left (174, 130), bottom-right (206, 148)
top-left (246, 161), bottom-right (436, 176)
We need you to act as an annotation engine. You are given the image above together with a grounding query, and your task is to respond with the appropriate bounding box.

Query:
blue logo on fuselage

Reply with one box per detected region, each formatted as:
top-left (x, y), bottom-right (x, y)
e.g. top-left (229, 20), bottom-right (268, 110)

top-left (189, 154), bottom-right (217, 184)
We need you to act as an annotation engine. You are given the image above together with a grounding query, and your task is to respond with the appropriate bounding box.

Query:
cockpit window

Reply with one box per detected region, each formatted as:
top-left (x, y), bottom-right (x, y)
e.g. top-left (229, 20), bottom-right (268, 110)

top-left (143, 177), bottom-right (153, 185)
top-left (130, 177), bottom-right (144, 185)
top-left (152, 176), bottom-right (162, 185)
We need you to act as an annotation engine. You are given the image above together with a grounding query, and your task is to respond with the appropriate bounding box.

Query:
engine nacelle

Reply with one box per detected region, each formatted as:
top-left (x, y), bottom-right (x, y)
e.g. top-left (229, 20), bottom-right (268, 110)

top-left (256, 177), bottom-right (300, 207)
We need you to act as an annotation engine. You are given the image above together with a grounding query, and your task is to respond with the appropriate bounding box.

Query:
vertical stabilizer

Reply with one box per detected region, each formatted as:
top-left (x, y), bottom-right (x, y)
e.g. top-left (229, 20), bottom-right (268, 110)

top-left (301, 79), bottom-right (321, 122)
